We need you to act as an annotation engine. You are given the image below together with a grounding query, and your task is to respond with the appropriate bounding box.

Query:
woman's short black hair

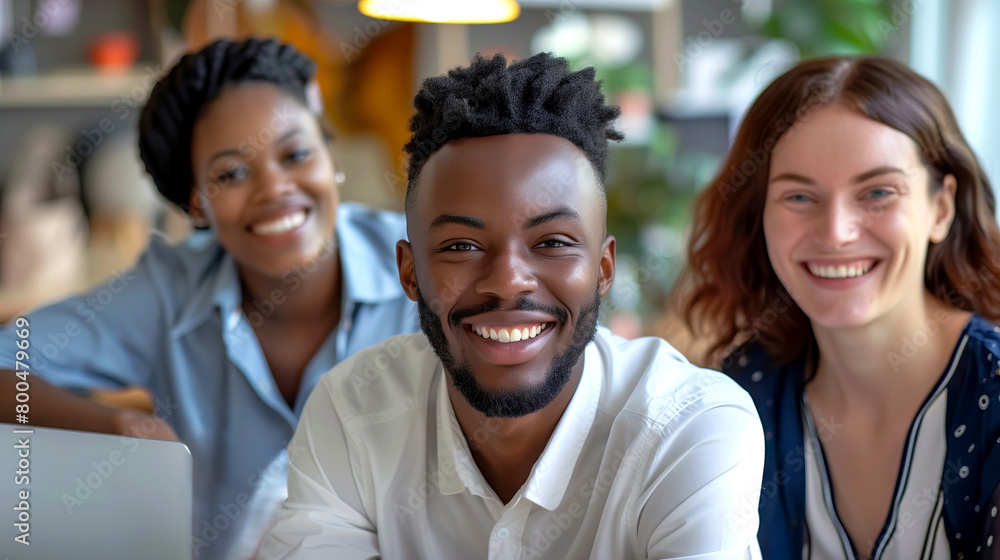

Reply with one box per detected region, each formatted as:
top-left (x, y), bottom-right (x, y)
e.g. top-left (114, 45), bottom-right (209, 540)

top-left (403, 52), bottom-right (624, 211)
top-left (138, 37), bottom-right (316, 213)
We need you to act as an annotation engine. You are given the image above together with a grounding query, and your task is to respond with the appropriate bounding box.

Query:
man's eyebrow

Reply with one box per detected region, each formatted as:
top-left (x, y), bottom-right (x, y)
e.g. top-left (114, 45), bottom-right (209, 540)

top-left (524, 208), bottom-right (581, 228)
top-left (429, 214), bottom-right (486, 231)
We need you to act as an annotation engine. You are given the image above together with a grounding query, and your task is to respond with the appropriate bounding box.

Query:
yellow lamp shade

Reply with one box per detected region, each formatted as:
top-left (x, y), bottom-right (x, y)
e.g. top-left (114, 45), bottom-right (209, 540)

top-left (358, 0), bottom-right (521, 24)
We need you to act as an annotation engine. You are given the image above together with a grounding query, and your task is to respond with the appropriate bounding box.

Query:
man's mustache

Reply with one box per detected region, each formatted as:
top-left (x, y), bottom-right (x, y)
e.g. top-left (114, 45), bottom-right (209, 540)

top-left (448, 298), bottom-right (568, 329)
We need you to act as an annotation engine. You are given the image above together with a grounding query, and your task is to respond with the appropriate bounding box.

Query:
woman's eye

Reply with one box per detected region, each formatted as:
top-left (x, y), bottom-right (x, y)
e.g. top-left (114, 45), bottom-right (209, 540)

top-left (287, 149), bottom-right (311, 163)
top-left (785, 193), bottom-right (812, 203)
top-left (445, 242), bottom-right (478, 252)
top-left (213, 167), bottom-right (247, 185)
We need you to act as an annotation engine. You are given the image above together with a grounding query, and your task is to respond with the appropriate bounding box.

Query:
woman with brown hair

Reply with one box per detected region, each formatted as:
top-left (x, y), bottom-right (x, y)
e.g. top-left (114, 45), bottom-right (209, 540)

top-left (672, 56), bottom-right (1000, 560)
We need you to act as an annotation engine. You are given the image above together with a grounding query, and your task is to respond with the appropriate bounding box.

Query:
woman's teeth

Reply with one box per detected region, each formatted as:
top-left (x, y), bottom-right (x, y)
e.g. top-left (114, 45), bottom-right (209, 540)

top-left (471, 324), bottom-right (548, 343)
top-left (808, 263), bottom-right (873, 278)
top-left (251, 211), bottom-right (306, 235)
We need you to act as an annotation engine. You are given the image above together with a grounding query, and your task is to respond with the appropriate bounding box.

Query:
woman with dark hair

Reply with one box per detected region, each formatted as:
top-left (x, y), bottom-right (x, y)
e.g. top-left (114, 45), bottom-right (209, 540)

top-left (672, 56), bottom-right (1000, 560)
top-left (0, 38), bottom-right (417, 559)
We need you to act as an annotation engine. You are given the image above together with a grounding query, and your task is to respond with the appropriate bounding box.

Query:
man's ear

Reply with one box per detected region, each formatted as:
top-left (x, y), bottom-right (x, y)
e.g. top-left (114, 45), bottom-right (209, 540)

top-left (397, 240), bottom-right (419, 302)
top-left (598, 235), bottom-right (616, 297)
top-left (929, 174), bottom-right (958, 243)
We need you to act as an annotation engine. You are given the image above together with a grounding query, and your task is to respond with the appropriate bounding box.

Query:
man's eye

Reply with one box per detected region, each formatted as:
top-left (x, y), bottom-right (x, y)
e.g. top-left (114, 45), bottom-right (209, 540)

top-left (867, 188), bottom-right (892, 199)
top-left (537, 239), bottom-right (569, 248)
top-left (445, 242), bottom-right (478, 251)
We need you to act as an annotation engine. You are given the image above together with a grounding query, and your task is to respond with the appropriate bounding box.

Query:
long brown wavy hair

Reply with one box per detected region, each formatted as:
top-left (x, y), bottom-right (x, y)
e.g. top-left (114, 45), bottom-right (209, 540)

top-left (673, 56), bottom-right (1000, 368)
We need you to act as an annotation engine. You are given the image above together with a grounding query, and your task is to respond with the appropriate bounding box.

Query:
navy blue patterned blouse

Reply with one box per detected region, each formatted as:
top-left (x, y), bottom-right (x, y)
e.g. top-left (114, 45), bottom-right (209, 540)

top-left (726, 314), bottom-right (1000, 560)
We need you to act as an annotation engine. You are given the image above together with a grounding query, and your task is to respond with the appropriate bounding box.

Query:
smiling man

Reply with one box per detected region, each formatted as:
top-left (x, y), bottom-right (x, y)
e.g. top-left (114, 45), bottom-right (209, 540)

top-left (259, 53), bottom-right (764, 560)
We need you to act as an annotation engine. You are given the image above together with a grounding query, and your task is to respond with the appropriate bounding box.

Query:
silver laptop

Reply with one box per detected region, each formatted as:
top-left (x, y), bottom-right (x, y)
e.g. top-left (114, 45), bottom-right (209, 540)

top-left (1, 423), bottom-right (192, 560)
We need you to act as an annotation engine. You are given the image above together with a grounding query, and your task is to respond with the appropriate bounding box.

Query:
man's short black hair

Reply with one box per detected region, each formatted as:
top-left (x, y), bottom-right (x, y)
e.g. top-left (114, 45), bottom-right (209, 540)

top-left (403, 52), bottom-right (624, 211)
top-left (138, 38), bottom-right (316, 214)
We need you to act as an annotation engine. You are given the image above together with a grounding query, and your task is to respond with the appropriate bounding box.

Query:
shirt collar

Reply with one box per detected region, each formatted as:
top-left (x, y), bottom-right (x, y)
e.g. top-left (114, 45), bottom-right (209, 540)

top-left (523, 340), bottom-right (602, 510)
top-left (436, 369), bottom-right (492, 498)
top-left (171, 204), bottom-right (406, 338)
top-left (171, 233), bottom-right (239, 338)
top-left (434, 336), bottom-right (604, 510)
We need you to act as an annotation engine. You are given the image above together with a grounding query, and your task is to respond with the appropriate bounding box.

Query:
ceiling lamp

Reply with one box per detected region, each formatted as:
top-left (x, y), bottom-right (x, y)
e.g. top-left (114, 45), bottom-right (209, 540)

top-left (358, 0), bottom-right (521, 24)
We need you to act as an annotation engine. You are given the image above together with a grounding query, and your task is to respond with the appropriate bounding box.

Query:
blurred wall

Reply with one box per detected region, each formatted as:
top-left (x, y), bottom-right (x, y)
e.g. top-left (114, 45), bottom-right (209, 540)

top-left (7, 0), bottom-right (155, 67)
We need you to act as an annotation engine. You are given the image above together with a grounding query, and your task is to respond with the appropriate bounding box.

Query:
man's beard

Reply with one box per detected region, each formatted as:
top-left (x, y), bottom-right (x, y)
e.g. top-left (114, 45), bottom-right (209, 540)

top-left (416, 284), bottom-right (601, 418)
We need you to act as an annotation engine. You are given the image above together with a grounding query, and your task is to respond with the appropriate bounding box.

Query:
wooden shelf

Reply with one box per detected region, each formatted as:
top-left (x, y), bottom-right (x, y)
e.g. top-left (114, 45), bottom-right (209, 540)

top-left (0, 65), bottom-right (159, 108)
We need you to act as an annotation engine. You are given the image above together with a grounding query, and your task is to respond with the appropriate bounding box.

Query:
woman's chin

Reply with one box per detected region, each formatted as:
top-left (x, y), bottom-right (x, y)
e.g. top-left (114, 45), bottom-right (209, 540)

top-left (806, 308), bottom-right (878, 332)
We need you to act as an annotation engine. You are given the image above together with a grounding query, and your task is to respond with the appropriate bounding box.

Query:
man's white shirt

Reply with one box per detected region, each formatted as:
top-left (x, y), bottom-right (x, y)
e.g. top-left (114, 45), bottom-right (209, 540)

top-left (258, 327), bottom-right (764, 560)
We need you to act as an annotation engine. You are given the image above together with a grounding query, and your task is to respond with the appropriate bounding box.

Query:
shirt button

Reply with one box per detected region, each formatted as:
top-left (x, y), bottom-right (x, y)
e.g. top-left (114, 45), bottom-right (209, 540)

top-left (497, 528), bottom-right (510, 539)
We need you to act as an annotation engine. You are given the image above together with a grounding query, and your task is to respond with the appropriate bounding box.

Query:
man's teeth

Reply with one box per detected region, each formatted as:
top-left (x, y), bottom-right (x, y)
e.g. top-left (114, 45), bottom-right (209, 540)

top-left (472, 324), bottom-right (547, 343)
top-left (808, 263), bottom-right (873, 279)
top-left (251, 211), bottom-right (306, 235)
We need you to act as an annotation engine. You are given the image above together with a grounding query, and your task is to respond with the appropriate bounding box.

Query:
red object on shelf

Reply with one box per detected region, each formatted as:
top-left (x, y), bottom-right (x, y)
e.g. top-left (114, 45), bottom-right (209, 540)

top-left (88, 32), bottom-right (139, 74)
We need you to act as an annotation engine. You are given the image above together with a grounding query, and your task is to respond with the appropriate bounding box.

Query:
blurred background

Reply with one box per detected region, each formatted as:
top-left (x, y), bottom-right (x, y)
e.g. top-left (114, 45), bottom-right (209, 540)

top-left (0, 0), bottom-right (997, 342)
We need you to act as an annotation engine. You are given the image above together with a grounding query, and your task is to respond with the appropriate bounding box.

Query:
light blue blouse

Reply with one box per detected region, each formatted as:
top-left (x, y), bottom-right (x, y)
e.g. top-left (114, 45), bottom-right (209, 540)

top-left (0, 202), bottom-right (419, 559)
